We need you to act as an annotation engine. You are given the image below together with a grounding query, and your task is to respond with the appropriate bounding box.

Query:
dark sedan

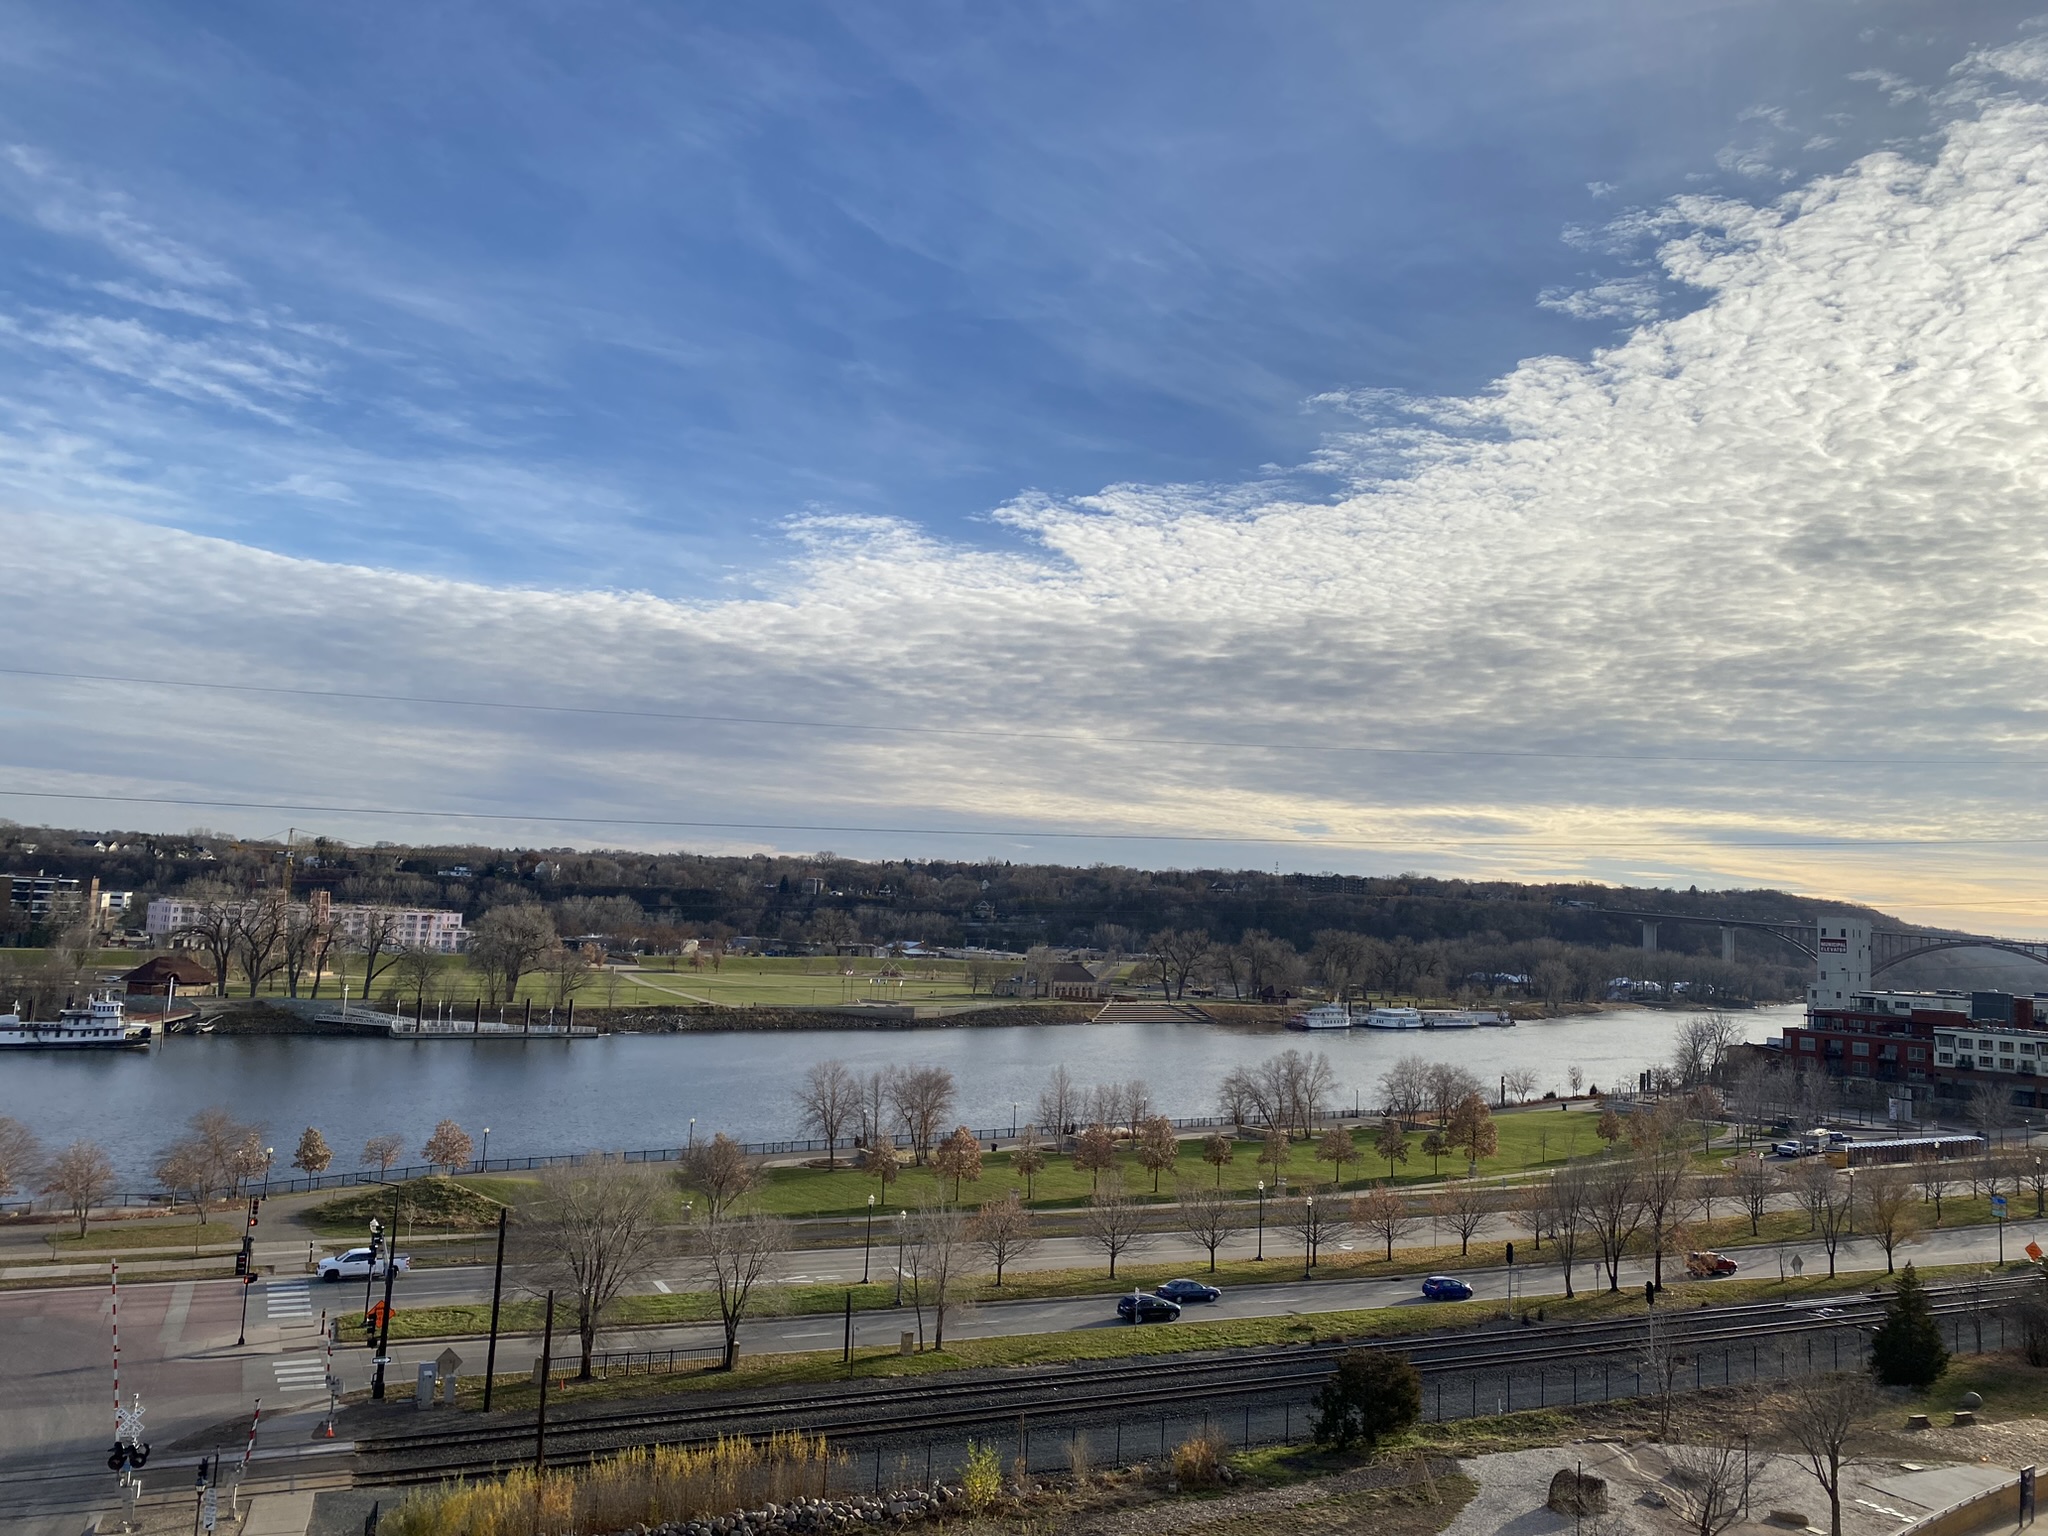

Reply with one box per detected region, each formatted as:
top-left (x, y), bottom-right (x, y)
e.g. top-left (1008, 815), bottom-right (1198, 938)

top-left (1420, 1274), bottom-right (1474, 1301)
top-left (1154, 1278), bottom-right (1222, 1304)
top-left (1116, 1292), bottom-right (1183, 1323)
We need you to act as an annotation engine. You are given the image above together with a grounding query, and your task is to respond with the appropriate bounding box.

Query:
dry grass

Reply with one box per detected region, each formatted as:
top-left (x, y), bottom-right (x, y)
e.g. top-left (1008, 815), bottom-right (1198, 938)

top-left (383, 1433), bottom-right (834, 1536)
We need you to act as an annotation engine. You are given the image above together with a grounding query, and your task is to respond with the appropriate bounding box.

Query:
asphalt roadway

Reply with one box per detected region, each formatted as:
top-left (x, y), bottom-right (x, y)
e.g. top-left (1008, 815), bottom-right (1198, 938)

top-left (4, 1217), bottom-right (2042, 1534)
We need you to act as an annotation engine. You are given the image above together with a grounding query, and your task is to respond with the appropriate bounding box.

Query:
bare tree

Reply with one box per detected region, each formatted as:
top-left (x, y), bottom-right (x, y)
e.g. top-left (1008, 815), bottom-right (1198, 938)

top-left (421, 1119), bottom-right (474, 1174)
top-left (1673, 1013), bottom-right (1740, 1086)
top-left (363, 1133), bottom-right (406, 1179)
top-left (795, 1059), bottom-right (861, 1169)
top-left (1548, 1165), bottom-right (1592, 1299)
top-left (524, 1160), bottom-right (669, 1378)
top-left (1793, 1160), bottom-right (1853, 1277)
top-left (1915, 1151), bottom-right (1956, 1226)
top-left (903, 1203), bottom-right (970, 1349)
top-left (391, 945), bottom-right (442, 1014)
top-left (1282, 1195), bottom-right (1349, 1270)
top-left (887, 1065), bottom-right (957, 1166)
top-left (1731, 1155), bottom-right (1778, 1236)
top-left (1145, 928), bottom-right (1209, 1000)
top-left (1428, 1178), bottom-right (1490, 1256)
top-left (699, 1213), bottom-right (791, 1369)
top-left (1038, 1065), bottom-right (1078, 1149)
top-left (1502, 1066), bottom-right (1541, 1104)
top-left (0, 1116), bottom-right (44, 1199)
top-left (1666, 1424), bottom-right (1766, 1536)
top-left (466, 904), bottom-right (554, 1004)
top-left (173, 881), bottom-right (241, 998)
top-left (43, 1140), bottom-right (116, 1237)
top-left (278, 904), bottom-right (325, 997)
top-left (1859, 1163), bottom-right (1921, 1273)
top-left (1081, 1174), bottom-right (1149, 1278)
top-left (1378, 1055), bottom-right (1429, 1121)
top-left (537, 943), bottom-right (595, 1008)
top-left (1777, 1371), bottom-right (1879, 1536)
top-left (1583, 1157), bottom-right (1643, 1292)
top-left (1967, 1080), bottom-right (2010, 1148)
top-left (154, 1140), bottom-right (212, 1221)
top-left (968, 1194), bottom-right (1037, 1285)
top-left (1636, 1131), bottom-right (1693, 1288)
top-left (1352, 1183), bottom-right (1417, 1261)
top-left (682, 1132), bottom-right (759, 1222)
top-left (232, 894), bottom-right (289, 997)
top-left (1176, 1181), bottom-right (1242, 1272)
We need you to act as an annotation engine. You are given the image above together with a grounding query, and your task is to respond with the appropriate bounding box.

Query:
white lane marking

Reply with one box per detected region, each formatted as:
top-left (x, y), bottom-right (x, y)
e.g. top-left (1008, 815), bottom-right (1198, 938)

top-left (159, 1282), bottom-right (194, 1345)
top-left (266, 1279), bottom-right (313, 1318)
top-left (652, 1280), bottom-right (672, 1294)
top-left (271, 1357), bottom-right (331, 1394)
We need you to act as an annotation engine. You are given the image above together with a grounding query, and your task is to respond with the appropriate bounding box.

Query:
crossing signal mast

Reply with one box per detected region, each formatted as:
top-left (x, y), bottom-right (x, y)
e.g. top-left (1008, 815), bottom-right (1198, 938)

top-left (235, 1197), bottom-right (261, 1346)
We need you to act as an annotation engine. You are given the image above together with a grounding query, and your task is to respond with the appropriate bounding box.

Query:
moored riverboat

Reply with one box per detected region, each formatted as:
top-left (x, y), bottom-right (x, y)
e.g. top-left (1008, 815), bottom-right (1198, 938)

top-left (0, 993), bottom-right (150, 1050)
top-left (1361, 1006), bottom-right (1425, 1030)
top-left (1288, 1003), bottom-right (1354, 1030)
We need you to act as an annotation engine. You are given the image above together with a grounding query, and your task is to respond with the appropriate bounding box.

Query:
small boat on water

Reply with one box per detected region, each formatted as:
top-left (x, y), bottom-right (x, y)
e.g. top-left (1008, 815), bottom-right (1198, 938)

top-left (1288, 1003), bottom-right (1355, 1031)
top-left (0, 993), bottom-right (151, 1050)
top-left (1361, 1006), bottom-right (1425, 1030)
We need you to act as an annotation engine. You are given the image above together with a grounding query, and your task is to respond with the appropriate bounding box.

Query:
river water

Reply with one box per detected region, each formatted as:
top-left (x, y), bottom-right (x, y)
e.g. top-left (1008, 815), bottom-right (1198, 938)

top-left (0, 1005), bottom-right (1800, 1185)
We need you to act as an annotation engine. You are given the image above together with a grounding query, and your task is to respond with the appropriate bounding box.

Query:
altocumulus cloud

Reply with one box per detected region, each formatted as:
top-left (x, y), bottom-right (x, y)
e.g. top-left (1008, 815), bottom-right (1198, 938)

top-left (10, 40), bottom-right (2048, 927)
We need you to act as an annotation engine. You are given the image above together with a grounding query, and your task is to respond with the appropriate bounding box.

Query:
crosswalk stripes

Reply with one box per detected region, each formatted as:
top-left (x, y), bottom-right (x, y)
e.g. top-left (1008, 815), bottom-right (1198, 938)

top-left (271, 1355), bottom-right (330, 1396)
top-left (266, 1279), bottom-right (313, 1320)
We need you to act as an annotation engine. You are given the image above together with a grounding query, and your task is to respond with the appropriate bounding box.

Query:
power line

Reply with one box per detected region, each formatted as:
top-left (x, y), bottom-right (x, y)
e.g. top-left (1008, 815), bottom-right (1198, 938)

top-left (3, 666), bottom-right (2039, 769)
top-left (1, 787), bottom-right (2044, 852)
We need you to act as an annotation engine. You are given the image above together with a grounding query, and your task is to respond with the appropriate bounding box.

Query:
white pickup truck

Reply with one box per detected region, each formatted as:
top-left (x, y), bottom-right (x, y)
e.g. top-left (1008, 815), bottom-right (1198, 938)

top-left (316, 1247), bottom-right (412, 1281)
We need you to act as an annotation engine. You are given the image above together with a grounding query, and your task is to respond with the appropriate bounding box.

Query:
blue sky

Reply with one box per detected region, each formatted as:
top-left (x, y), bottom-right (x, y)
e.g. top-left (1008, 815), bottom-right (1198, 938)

top-left (8, 4), bottom-right (2048, 931)
top-left (0, 1), bottom-right (1970, 586)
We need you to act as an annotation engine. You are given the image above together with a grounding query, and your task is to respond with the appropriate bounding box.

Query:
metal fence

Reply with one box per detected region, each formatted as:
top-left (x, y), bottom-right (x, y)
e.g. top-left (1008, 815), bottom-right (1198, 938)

top-left (804, 1310), bottom-right (2003, 1499)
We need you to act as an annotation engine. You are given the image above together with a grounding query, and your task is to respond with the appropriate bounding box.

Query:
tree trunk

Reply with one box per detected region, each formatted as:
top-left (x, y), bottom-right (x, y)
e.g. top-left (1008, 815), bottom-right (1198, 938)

top-left (578, 1311), bottom-right (596, 1379)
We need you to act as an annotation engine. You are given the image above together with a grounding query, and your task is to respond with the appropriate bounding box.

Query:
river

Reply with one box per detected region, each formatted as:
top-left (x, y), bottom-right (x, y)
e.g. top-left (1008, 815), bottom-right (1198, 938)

top-left (0, 1004), bottom-right (1800, 1186)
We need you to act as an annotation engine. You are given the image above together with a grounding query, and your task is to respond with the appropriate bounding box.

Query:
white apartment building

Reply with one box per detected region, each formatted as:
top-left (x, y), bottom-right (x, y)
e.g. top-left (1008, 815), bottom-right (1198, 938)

top-left (145, 896), bottom-right (469, 952)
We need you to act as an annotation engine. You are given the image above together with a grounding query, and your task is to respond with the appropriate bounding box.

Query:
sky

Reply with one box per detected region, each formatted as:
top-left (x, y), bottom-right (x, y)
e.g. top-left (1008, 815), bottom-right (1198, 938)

top-left (6, 2), bottom-right (2048, 933)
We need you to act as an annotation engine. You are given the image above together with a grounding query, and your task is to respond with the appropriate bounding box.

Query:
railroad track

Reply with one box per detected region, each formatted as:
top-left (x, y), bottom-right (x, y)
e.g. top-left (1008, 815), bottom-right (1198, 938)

top-left (356, 1276), bottom-right (2034, 1485)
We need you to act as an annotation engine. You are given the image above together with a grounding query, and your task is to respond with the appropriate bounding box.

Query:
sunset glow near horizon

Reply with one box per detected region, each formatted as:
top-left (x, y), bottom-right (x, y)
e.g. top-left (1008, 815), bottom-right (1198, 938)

top-left (6, 6), bottom-right (2048, 935)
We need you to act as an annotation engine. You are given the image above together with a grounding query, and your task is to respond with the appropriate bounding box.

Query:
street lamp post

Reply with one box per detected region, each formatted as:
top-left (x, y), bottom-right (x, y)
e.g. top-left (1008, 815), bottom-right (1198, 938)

top-left (261, 1147), bottom-right (274, 1198)
top-left (2036, 1156), bottom-right (2044, 1218)
top-left (1255, 1181), bottom-right (1266, 1261)
top-left (1011, 1103), bottom-right (1018, 1139)
top-left (1845, 1168), bottom-right (1854, 1236)
top-left (1303, 1195), bottom-right (1314, 1280)
top-left (894, 1211), bottom-right (907, 1306)
top-left (863, 1195), bottom-right (875, 1284)
top-left (480, 1127), bottom-right (491, 1169)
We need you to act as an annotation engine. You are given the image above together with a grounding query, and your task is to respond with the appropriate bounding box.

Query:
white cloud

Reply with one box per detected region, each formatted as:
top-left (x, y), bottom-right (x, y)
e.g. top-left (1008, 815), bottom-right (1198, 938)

top-left (257, 472), bottom-right (355, 503)
top-left (1536, 275), bottom-right (1662, 321)
top-left (11, 52), bottom-right (2048, 930)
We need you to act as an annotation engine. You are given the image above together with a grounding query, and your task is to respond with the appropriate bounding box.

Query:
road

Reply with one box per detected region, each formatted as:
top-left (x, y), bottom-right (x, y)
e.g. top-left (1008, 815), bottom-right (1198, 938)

top-left (4, 1216), bottom-right (2040, 1532)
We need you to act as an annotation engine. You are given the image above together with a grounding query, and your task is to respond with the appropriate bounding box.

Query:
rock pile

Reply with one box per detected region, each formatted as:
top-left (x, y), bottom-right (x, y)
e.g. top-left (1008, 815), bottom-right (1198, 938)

top-left (604, 1484), bottom-right (965, 1536)
top-left (1546, 1468), bottom-right (1608, 1516)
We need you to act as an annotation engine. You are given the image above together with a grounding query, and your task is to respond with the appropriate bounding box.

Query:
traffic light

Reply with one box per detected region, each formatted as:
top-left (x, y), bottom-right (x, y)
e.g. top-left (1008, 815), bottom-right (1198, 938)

top-left (1645, 1280), bottom-right (1656, 1306)
top-left (234, 1248), bottom-right (248, 1277)
top-left (1504, 1242), bottom-right (1514, 1267)
top-left (247, 1198), bottom-right (260, 1229)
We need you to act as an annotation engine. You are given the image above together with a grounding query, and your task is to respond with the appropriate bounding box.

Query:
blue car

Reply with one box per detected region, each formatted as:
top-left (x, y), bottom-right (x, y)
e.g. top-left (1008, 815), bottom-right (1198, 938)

top-left (1421, 1275), bottom-right (1474, 1301)
top-left (1154, 1278), bottom-right (1223, 1304)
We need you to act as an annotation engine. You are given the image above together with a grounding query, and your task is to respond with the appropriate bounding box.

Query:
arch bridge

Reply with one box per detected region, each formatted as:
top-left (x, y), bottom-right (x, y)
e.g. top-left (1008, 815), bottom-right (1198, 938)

top-left (1591, 908), bottom-right (2048, 977)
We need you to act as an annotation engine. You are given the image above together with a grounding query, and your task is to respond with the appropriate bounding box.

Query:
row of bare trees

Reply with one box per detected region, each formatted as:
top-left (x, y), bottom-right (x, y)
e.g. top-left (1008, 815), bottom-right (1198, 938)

top-left (0, 1116), bottom-right (116, 1236)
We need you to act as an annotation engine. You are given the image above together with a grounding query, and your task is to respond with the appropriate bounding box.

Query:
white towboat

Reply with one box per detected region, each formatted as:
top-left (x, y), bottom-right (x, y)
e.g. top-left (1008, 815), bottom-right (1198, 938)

top-left (0, 993), bottom-right (150, 1050)
top-left (1288, 1003), bottom-right (1354, 1030)
top-left (1361, 1006), bottom-right (1425, 1030)
top-left (1420, 1009), bottom-right (1485, 1030)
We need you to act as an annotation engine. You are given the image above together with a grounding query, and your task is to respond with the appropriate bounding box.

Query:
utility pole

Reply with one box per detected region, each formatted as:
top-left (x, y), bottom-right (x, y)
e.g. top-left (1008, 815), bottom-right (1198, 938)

top-left (534, 1291), bottom-right (555, 1472)
top-left (370, 1188), bottom-right (400, 1400)
top-left (481, 1208), bottom-right (508, 1411)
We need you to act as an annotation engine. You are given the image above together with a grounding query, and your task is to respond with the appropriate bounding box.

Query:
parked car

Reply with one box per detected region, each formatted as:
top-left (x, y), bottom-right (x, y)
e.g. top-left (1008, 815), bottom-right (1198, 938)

top-left (317, 1247), bottom-right (412, 1282)
top-left (1154, 1278), bottom-right (1222, 1304)
top-left (1686, 1250), bottom-right (1739, 1278)
top-left (1115, 1292), bottom-right (1183, 1323)
top-left (1771, 1141), bottom-right (1804, 1157)
top-left (1420, 1274), bottom-right (1474, 1301)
